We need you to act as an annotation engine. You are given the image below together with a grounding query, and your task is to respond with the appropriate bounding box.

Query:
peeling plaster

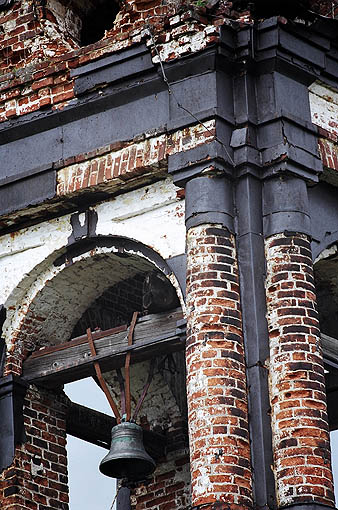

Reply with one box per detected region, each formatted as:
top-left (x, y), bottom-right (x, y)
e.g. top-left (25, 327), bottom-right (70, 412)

top-left (104, 360), bottom-right (182, 431)
top-left (0, 179), bottom-right (185, 350)
top-left (309, 81), bottom-right (338, 136)
top-left (314, 243), bottom-right (338, 264)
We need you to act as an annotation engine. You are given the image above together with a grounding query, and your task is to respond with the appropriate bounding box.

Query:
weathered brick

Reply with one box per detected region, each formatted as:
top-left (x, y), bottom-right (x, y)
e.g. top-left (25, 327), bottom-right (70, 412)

top-left (0, 387), bottom-right (68, 510)
top-left (265, 232), bottom-right (334, 507)
top-left (186, 224), bottom-right (252, 509)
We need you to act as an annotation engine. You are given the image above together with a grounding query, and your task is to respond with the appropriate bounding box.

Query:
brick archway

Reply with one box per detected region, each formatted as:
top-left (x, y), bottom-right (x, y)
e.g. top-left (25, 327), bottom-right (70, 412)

top-left (2, 235), bottom-right (184, 377)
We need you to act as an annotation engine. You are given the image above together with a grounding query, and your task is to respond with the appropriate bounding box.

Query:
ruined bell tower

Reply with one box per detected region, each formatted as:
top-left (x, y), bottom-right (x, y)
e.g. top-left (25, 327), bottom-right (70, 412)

top-left (0, 1), bottom-right (338, 510)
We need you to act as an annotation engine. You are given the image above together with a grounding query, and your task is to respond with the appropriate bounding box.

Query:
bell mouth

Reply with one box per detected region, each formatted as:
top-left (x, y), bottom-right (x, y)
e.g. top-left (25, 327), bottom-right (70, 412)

top-left (99, 422), bottom-right (156, 480)
top-left (100, 456), bottom-right (155, 480)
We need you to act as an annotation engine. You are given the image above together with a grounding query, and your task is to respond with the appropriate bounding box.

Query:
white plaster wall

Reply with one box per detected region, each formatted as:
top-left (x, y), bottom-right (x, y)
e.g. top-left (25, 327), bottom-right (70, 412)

top-left (0, 216), bottom-right (73, 306)
top-left (309, 81), bottom-right (338, 135)
top-left (95, 178), bottom-right (185, 259)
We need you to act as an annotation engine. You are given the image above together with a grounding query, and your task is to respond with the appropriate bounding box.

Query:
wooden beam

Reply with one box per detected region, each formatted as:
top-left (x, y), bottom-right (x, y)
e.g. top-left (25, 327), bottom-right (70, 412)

top-left (322, 332), bottom-right (338, 369)
top-left (22, 309), bottom-right (185, 387)
top-left (66, 401), bottom-right (166, 459)
top-left (21, 316), bottom-right (338, 388)
top-left (66, 401), bottom-right (116, 449)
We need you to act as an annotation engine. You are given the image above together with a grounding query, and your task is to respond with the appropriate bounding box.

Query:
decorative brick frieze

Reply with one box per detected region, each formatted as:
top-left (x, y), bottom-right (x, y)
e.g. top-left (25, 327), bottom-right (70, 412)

top-left (57, 121), bottom-right (215, 196)
top-left (186, 224), bottom-right (252, 510)
top-left (0, 386), bottom-right (68, 510)
top-left (265, 233), bottom-right (334, 508)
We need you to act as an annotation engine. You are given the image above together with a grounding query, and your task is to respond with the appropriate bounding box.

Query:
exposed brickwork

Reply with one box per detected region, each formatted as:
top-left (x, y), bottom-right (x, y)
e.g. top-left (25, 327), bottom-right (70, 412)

top-left (130, 449), bottom-right (191, 510)
top-left (72, 273), bottom-right (144, 337)
top-left (0, 386), bottom-right (68, 510)
top-left (0, 0), bottom-right (76, 118)
top-left (318, 135), bottom-right (338, 186)
top-left (3, 251), bottom-right (149, 376)
top-left (3, 257), bottom-right (188, 509)
top-left (4, 0), bottom-right (334, 125)
top-left (1, 1), bottom-right (338, 510)
top-left (309, 82), bottom-right (338, 186)
top-left (265, 233), bottom-right (335, 507)
top-left (185, 224), bottom-right (252, 510)
top-left (56, 121), bottom-right (215, 196)
top-left (0, 0), bottom-right (222, 123)
top-left (105, 359), bottom-right (191, 510)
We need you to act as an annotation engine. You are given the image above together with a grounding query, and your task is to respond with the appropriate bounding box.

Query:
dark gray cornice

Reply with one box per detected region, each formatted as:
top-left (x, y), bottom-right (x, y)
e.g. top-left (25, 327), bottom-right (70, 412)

top-left (0, 18), bottom-right (337, 226)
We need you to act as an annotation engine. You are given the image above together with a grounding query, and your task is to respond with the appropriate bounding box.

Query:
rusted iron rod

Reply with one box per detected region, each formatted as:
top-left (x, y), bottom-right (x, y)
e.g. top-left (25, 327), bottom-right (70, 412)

top-left (125, 312), bottom-right (138, 421)
top-left (132, 358), bottom-right (155, 421)
top-left (86, 327), bottom-right (121, 422)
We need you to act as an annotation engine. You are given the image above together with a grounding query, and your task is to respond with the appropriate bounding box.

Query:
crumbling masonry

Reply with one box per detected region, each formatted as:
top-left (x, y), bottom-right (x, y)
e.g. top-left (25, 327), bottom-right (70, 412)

top-left (0, 1), bottom-right (338, 510)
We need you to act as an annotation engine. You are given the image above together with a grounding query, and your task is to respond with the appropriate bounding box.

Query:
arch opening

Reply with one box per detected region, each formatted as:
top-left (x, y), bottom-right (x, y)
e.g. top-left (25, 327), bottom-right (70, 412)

top-left (2, 237), bottom-right (184, 363)
top-left (2, 237), bottom-right (190, 509)
top-left (314, 244), bottom-right (338, 504)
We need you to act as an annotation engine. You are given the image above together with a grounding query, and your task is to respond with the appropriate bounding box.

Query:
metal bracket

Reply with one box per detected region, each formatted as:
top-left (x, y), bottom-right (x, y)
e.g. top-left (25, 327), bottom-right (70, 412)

top-left (0, 375), bottom-right (28, 472)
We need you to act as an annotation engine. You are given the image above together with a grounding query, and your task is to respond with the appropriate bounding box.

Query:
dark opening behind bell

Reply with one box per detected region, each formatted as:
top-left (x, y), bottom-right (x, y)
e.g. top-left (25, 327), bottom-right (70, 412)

top-left (99, 422), bottom-right (156, 480)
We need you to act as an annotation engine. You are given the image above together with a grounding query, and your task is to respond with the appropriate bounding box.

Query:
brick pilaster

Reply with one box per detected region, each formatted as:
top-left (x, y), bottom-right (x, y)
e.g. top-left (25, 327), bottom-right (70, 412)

top-left (186, 224), bottom-right (252, 510)
top-left (265, 232), bottom-right (335, 508)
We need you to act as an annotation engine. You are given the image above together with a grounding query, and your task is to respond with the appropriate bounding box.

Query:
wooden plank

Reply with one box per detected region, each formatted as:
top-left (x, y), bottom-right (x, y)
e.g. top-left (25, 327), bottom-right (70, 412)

top-left (22, 309), bottom-right (185, 387)
top-left (23, 319), bottom-right (336, 388)
top-left (66, 401), bottom-right (166, 459)
top-left (29, 324), bottom-right (128, 359)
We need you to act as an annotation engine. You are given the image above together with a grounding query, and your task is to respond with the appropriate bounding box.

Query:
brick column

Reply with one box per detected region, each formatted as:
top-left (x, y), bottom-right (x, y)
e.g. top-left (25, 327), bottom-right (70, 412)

top-left (185, 175), bottom-right (252, 510)
top-left (263, 176), bottom-right (335, 508)
top-left (0, 386), bottom-right (69, 510)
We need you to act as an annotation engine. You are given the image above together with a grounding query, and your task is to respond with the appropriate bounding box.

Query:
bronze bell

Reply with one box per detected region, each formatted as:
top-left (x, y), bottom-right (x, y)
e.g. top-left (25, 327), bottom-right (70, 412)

top-left (99, 422), bottom-right (156, 480)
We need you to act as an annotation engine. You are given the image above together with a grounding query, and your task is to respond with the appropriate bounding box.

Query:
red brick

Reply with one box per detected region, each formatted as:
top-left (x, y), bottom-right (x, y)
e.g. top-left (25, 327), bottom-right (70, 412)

top-left (185, 224), bottom-right (252, 509)
top-left (265, 232), bottom-right (333, 507)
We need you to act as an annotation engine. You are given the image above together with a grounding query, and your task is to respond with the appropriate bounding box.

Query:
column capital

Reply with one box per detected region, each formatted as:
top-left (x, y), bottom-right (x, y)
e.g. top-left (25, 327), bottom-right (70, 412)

top-left (263, 174), bottom-right (311, 238)
top-left (185, 174), bottom-right (234, 233)
top-left (168, 140), bottom-right (234, 189)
